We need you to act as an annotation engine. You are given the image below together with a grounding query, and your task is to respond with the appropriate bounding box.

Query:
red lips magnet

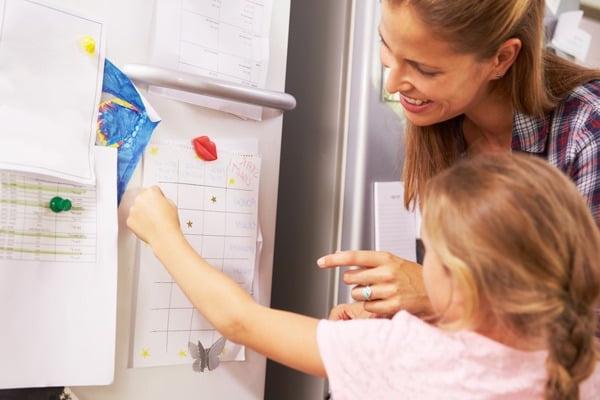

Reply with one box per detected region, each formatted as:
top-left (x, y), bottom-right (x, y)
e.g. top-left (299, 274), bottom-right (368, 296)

top-left (192, 136), bottom-right (218, 161)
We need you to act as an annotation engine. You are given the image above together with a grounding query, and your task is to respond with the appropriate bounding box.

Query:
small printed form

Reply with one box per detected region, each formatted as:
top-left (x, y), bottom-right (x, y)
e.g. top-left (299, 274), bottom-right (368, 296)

top-left (150, 0), bottom-right (273, 120)
top-left (132, 140), bottom-right (261, 368)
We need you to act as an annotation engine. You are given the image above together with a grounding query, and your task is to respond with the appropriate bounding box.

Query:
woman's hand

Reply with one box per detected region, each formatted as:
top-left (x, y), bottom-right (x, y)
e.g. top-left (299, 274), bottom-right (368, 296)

top-left (328, 302), bottom-right (375, 320)
top-left (318, 251), bottom-right (433, 318)
top-left (126, 186), bottom-right (182, 246)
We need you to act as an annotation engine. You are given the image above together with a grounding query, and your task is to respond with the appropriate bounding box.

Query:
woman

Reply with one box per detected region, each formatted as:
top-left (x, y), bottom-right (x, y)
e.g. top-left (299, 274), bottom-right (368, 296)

top-left (319, 0), bottom-right (600, 318)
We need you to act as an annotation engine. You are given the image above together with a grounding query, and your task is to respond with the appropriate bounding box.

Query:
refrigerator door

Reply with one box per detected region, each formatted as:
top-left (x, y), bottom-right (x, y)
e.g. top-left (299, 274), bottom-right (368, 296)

top-left (266, 0), bottom-right (353, 399)
top-left (338, 0), bottom-right (406, 304)
top-left (267, 0), bottom-right (405, 398)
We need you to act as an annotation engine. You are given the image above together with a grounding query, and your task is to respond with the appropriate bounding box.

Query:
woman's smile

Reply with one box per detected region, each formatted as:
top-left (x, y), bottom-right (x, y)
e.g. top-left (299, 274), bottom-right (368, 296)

top-left (399, 93), bottom-right (435, 113)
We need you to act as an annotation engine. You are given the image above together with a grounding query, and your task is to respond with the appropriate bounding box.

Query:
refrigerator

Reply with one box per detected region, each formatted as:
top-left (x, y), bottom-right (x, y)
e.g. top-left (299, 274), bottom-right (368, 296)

top-left (266, 1), bottom-right (406, 399)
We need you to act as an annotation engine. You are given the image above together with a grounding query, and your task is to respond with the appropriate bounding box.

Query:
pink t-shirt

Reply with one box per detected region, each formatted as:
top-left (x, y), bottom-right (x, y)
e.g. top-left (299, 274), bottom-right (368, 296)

top-left (317, 311), bottom-right (600, 400)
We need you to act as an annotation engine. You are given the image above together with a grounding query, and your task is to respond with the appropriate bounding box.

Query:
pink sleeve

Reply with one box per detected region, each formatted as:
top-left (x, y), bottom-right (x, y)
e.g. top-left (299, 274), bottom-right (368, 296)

top-left (317, 313), bottom-right (411, 398)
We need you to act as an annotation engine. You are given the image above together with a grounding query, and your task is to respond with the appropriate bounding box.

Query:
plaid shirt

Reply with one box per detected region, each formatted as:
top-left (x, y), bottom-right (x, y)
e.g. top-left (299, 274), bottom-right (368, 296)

top-left (512, 80), bottom-right (600, 228)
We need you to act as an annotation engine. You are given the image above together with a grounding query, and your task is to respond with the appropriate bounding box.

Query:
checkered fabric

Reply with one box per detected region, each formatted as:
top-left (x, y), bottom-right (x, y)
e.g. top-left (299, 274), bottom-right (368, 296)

top-left (512, 80), bottom-right (600, 228)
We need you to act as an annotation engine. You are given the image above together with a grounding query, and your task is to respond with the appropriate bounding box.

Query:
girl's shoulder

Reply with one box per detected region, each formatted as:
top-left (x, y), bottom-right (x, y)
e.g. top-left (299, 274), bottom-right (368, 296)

top-left (581, 362), bottom-right (600, 399)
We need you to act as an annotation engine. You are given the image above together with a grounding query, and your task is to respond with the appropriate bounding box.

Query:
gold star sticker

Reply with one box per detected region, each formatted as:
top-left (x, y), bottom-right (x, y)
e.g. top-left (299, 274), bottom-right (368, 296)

top-left (210, 196), bottom-right (217, 203)
top-left (228, 178), bottom-right (236, 185)
top-left (141, 348), bottom-right (150, 358)
top-left (178, 350), bottom-right (188, 358)
top-left (187, 220), bottom-right (193, 228)
top-left (149, 146), bottom-right (159, 156)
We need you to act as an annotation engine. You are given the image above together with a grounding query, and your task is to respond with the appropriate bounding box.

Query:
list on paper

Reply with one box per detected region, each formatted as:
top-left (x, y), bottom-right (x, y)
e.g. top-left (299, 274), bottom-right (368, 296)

top-left (132, 141), bottom-right (261, 368)
top-left (0, 173), bottom-right (96, 263)
top-left (150, 0), bottom-right (273, 120)
top-left (373, 182), bottom-right (417, 263)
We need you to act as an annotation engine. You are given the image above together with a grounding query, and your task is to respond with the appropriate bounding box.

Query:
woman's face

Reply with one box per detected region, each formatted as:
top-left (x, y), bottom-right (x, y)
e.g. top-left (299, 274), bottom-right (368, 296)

top-left (380, 1), bottom-right (496, 126)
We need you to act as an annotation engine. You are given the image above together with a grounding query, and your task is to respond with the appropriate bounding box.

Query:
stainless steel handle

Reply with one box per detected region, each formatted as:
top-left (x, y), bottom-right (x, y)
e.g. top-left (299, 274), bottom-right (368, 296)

top-left (122, 64), bottom-right (296, 111)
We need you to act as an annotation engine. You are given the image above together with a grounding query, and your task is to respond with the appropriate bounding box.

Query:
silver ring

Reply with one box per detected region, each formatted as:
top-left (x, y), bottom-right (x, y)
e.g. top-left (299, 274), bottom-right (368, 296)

top-left (361, 285), bottom-right (373, 301)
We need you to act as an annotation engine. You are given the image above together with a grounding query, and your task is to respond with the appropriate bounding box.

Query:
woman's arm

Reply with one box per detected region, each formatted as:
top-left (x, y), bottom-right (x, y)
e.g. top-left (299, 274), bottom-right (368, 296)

top-left (127, 187), bottom-right (326, 377)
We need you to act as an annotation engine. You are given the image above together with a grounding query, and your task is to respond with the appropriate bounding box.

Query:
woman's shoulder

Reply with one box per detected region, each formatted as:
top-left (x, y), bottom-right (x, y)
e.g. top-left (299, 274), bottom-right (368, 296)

top-left (561, 79), bottom-right (600, 113)
top-left (546, 79), bottom-right (600, 154)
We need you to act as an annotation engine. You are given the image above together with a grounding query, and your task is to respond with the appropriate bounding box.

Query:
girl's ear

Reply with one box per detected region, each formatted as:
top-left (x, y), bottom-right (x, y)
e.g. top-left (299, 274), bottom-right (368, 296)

top-left (490, 38), bottom-right (522, 79)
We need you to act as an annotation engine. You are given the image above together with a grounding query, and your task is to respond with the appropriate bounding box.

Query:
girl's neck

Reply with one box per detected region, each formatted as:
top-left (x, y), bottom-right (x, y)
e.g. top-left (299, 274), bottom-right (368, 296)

top-left (476, 323), bottom-right (546, 352)
top-left (463, 90), bottom-right (514, 155)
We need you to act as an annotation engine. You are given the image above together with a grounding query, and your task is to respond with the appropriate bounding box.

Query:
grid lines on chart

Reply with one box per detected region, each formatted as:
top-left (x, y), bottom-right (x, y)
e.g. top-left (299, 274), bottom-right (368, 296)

top-left (150, 155), bottom-right (258, 352)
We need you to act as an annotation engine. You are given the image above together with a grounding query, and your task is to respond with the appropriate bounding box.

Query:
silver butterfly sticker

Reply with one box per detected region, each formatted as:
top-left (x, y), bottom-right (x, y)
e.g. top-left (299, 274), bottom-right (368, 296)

top-left (188, 336), bottom-right (227, 373)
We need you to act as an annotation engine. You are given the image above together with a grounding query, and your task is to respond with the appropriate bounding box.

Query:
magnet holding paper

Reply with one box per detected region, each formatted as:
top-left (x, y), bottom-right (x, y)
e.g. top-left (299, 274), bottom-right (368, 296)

top-left (80, 35), bottom-right (96, 54)
top-left (61, 198), bottom-right (72, 211)
top-left (49, 196), bottom-right (72, 213)
top-left (192, 136), bottom-right (218, 161)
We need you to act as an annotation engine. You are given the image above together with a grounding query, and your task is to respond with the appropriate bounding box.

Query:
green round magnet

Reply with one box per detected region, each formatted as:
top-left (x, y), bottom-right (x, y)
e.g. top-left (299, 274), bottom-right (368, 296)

top-left (61, 198), bottom-right (72, 212)
top-left (49, 196), bottom-right (63, 213)
top-left (49, 196), bottom-right (72, 213)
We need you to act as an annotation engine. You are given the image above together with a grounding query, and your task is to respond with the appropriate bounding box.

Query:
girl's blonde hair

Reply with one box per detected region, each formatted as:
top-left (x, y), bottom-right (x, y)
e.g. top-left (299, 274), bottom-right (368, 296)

top-left (422, 153), bottom-right (600, 400)
top-left (387, 0), bottom-right (600, 208)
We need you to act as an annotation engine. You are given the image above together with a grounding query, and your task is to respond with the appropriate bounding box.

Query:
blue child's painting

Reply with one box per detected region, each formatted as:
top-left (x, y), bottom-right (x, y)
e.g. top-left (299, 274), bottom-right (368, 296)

top-left (97, 60), bottom-right (160, 202)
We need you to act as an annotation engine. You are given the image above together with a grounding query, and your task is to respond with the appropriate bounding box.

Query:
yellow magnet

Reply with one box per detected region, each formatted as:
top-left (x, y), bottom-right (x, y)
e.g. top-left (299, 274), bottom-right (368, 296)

top-left (81, 35), bottom-right (96, 54)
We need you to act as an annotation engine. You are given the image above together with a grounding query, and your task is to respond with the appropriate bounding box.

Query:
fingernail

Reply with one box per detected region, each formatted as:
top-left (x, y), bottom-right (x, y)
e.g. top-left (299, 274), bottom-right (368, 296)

top-left (317, 257), bottom-right (325, 267)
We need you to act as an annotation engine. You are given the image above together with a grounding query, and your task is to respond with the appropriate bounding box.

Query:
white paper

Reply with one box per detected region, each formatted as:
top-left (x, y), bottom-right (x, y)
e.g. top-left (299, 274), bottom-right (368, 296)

top-left (0, 146), bottom-right (118, 388)
top-left (551, 10), bottom-right (591, 62)
top-left (132, 140), bottom-right (261, 368)
top-left (374, 182), bottom-right (417, 262)
top-left (0, 0), bottom-right (105, 184)
top-left (150, 0), bottom-right (273, 120)
top-left (546, 0), bottom-right (561, 15)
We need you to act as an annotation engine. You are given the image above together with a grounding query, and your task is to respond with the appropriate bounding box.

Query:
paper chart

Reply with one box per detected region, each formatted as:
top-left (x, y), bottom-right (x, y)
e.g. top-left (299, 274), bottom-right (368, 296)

top-left (132, 141), bottom-right (261, 368)
top-left (150, 0), bottom-right (273, 120)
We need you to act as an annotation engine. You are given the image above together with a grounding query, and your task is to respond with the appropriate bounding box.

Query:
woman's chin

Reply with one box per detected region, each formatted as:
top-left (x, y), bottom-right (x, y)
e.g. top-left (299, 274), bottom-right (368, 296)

top-left (403, 108), bottom-right (453, 127)
top-left (403, 113), bottom-right (439, 127)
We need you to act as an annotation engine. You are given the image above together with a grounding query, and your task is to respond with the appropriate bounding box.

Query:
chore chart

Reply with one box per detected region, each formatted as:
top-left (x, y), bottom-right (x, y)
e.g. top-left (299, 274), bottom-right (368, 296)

top-left (0, 172), bottom-right (96, 263)
top-left (132, 141), bottom-right (261, 368)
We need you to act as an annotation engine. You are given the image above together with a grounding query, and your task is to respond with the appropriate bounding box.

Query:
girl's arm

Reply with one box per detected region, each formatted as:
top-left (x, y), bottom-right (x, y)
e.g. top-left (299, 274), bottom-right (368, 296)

top-left (127, 187), bottom-right (326, 377)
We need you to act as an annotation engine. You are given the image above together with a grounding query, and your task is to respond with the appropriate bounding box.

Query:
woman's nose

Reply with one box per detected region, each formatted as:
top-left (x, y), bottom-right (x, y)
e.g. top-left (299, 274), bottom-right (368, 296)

top-left (385, 66), bottom-right (412, 95)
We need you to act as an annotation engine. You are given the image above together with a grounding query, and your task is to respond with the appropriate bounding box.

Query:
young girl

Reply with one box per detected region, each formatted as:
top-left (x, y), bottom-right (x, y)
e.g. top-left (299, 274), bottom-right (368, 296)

top-left (127, 153), bottom-right (600, 399)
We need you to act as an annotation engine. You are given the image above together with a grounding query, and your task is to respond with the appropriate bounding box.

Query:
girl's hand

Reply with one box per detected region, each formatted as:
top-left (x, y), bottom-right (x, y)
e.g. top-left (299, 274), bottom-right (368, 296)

top-left (328, 302), bottom-right (376, 320)
top-left (318, 251), bottom-right (433, 318)
top-left (126, 186), bottom-right (181, 246)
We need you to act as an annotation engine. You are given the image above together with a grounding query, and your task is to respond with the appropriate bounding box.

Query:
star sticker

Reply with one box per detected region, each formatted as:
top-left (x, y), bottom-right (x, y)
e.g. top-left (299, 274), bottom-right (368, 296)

top-left (210, 196), bottom-right (217, 204)
top-left (149, 146), bottom-right (159, 156)
top-left (178, 350), bottom-right (188, 358)
top-left (187, 220), bottom-right (193, 228)
top-left (141, 348), bottom-right (150, 358)
top-left (228, 178), bottom-right (236, 185)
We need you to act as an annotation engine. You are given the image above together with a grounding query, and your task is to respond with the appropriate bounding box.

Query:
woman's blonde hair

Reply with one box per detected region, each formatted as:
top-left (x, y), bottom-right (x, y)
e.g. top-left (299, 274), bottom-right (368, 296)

top-left (422, 153), bottom-right (600, 400)
top-left (387, 0), bottom-right (600, 208)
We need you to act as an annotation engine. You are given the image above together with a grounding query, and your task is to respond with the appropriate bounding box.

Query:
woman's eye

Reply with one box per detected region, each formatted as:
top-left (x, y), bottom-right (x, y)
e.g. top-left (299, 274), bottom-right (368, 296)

top-left (409, 62), bottom-right (440, 77)
top-left (417, 67), bottom-right (439, 77)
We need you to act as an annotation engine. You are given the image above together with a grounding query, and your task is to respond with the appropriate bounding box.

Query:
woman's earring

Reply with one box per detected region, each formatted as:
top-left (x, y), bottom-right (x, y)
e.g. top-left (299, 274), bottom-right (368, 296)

top-left (496, 73), bottom-right (504, 79)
